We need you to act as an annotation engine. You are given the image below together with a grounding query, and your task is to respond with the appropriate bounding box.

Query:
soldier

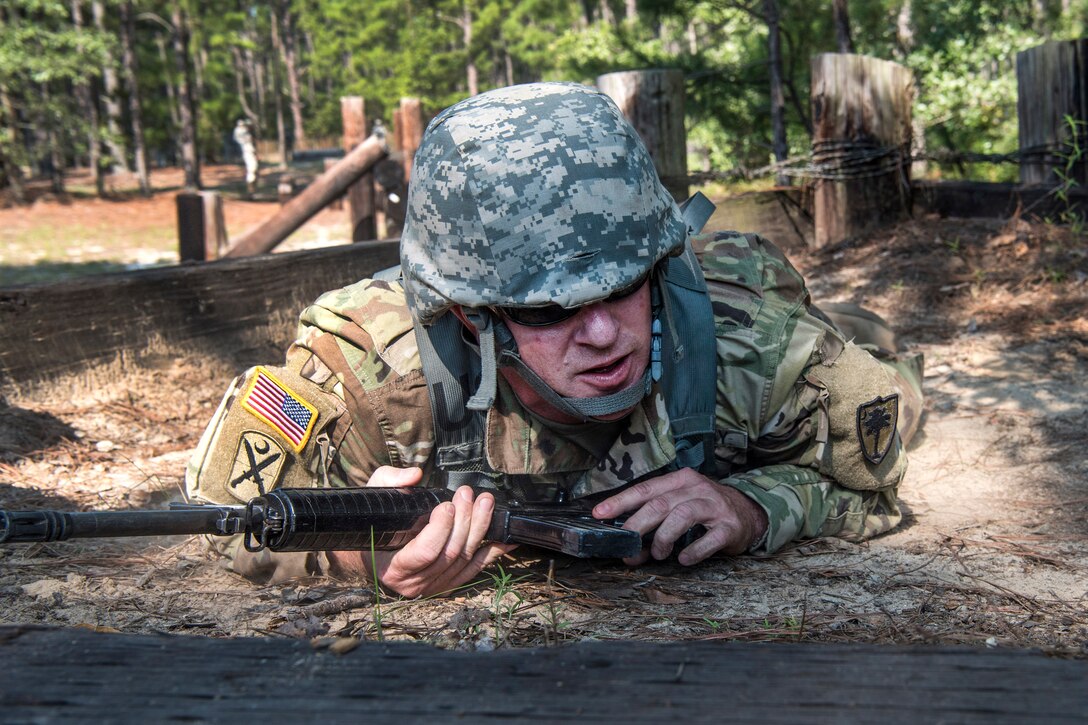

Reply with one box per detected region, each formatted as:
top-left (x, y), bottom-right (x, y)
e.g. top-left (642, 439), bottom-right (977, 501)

top-left (233, 118), bottom-right (259, 195)
top-left (188, 83), bottom-right (923, 598)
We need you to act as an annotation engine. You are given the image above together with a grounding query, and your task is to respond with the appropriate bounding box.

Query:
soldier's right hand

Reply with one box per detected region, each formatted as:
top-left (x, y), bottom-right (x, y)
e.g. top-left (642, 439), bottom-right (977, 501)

top-left (327, 467), bottom-right (515, 598)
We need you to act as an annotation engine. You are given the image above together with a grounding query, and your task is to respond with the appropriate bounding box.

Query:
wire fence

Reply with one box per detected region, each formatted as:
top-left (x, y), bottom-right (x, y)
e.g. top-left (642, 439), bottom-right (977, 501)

top-left (678, 140), bottom-right (1085, 185)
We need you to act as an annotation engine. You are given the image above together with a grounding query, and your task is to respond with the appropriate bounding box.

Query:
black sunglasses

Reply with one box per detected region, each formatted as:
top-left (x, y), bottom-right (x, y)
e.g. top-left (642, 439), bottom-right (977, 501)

top-left (497, 273), bottom-right (650, 327)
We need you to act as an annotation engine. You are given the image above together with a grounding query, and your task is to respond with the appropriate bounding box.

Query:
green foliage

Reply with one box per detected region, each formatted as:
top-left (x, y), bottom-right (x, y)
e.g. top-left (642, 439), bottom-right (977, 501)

top-left (2, 0), bottom-right (1088, 194)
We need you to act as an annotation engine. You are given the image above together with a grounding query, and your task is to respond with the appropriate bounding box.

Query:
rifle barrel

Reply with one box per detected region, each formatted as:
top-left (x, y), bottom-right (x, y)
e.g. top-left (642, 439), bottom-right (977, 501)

top-left (0, 508), bottom-right (230, 544)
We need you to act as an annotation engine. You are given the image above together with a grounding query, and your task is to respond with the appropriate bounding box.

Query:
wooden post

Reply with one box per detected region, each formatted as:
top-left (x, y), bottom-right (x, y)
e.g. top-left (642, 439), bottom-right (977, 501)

top-left (811, 53), bottom-right (913, 249)
top-left (224, 135), bottom-right (388, 258)
top-left (1017, 39), bottom-right (1088, 186)
top-left (177, 191), bottom-right (227, 262)
top-left (596, 69), bottom-right (688, 202)
top-left (341, 96), bottom-right (377, 241)
top-left (395, 97), bottom-right (424, 182)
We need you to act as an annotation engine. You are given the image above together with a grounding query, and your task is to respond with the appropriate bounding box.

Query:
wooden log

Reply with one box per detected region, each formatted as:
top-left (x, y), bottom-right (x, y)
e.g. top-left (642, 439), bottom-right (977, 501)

top-left (395, 97), bottom-right (424, 182)
top-left (342, 96), bottom-right (377, 242)
top-left (323, 158), bottom-right (344, 210)
top-left (1017, 39), bottom-right (1088, 186)
top-left (1, 626), bottom-right (1085, 721)
top-left (176, 192), bottom-right (227, 262)
top-left (224, 135), bottom-right (388, 258)
top-left (811, 53), bottom-right (914, 249)
top-left (0, 242), bottom-right (400, 392)
top-left (597, 69), bottom-right (688, 202)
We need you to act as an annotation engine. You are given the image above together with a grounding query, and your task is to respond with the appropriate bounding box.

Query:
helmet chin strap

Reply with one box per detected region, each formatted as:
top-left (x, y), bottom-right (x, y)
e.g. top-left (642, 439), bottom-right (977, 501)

top-left (462, 308), bottom-right (656, 422)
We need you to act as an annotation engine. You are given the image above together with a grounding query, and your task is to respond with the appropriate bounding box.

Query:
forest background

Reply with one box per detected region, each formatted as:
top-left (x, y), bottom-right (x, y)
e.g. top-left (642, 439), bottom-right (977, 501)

top-left (3, 0), bottom-right (1088, 205)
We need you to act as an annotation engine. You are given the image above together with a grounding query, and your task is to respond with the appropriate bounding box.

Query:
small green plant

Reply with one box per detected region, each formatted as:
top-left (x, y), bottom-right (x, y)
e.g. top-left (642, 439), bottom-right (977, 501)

top-left (369, 527), bottom-right (384, 641)
top-left (1052, 115), bottom-right (1086, 231)
top-left (489, 564), bottom-right (528, 647)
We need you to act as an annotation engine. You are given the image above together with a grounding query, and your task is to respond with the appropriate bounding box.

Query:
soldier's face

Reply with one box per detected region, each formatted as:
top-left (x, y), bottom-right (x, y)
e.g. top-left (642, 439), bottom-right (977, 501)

top-left (499, 280), bottom-right (653, 423)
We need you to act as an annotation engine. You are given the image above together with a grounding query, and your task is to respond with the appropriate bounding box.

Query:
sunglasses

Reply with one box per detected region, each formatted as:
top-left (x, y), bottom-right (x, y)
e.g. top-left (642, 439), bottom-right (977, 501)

top-left (497, 273), bottom-right (650, 327)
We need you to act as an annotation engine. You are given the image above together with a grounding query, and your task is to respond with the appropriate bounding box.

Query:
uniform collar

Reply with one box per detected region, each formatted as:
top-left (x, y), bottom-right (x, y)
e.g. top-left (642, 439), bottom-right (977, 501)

top-left (484, 379), bottom-right (677, 497)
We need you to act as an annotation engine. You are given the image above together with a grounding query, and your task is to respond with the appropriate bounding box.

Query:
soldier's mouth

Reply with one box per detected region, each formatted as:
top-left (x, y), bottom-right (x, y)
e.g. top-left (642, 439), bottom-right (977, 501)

top-left (578, 354), bottom-right (633, 390)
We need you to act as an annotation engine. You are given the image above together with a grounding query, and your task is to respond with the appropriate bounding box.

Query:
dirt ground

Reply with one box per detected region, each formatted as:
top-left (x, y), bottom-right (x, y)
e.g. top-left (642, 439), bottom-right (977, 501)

top-left (0, 189), bottom-right (1086, 657)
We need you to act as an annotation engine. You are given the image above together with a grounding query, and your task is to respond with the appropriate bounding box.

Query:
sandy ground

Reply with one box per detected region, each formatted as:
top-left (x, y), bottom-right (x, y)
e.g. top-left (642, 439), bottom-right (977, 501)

top-left (0, 202), bottom-right (1085, 655)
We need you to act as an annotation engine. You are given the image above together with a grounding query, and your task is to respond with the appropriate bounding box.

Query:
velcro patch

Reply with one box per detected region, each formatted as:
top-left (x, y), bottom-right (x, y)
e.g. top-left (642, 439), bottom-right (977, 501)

top-left (856, 394), bottom-right (899, 465)
top-left (227, 431), bottom-right (286, 502)
top-left (241, 367), bottom-right (318, 452)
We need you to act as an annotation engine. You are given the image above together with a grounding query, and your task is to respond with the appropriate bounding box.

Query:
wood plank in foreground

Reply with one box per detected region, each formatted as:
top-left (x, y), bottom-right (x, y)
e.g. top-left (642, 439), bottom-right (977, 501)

top-left (0, 626), bottom-right (1084, 723)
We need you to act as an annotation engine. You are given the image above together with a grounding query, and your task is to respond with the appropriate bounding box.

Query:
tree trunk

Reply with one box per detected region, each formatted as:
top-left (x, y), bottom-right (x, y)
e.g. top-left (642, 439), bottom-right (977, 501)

top-left (832, 0), bottom-right (855, 54)
top-left (896, 0), bottom-right (914, 56)
top-left (72, 0), bottom-right (104, 197)
top-left (463, 2), bottom-right (478, 96)
top-left (171, 1), bottom-right (200, 190)
top-left (156, 34), bottom-right (180, 133)
top-left (280, 3), bottom-right (307, 147)
top-left (269, 6), bottom-right (289, 168)
top-left (41, 84), bottom-right (66, 194)
top-left (0, 87), bottom-right (26, 204)
top-left (120, 1), bottom-right (150, 196)
top-left (764, 0), bottom-right (789, 186)
top-left (92, 0), bottom-right (130, 173)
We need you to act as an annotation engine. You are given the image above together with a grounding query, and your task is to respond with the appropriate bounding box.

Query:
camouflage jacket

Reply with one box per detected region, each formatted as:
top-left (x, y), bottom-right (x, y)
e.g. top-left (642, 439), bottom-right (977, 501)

top-left (186, 232), bottom-right (917, 581)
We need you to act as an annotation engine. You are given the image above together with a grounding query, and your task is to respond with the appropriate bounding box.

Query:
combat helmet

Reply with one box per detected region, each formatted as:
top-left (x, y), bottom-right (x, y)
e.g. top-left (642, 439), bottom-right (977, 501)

top-left (400, 82), bottom-right (688, 421)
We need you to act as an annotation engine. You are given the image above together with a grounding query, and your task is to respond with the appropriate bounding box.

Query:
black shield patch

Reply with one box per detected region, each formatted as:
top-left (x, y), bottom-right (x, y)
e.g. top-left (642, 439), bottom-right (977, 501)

top-left (227, 431), bottom-right (285, 501)
top-left (856, 394), bottom-right (899, 465)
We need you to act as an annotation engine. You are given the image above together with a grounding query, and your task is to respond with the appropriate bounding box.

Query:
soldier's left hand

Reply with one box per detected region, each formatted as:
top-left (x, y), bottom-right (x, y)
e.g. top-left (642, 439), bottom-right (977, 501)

top-left (591, 468), bottom-right (768, 566)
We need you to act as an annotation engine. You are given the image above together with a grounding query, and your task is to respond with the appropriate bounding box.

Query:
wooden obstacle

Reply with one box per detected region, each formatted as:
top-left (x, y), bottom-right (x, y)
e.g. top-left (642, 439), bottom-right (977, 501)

top-left (598, 69), bottom-right (688, 202)
top-left (1, 626), bottom-right (1084, 721)
top-left (0, 242), bottom-right (400, 394)
top-left (811, 54), bottom-right (914, 249)
top-left (1017, 39), bottom-right (1088, 186)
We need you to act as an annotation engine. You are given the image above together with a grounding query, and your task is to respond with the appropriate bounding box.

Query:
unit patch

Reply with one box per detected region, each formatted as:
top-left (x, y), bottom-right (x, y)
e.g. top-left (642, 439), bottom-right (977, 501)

top-left (856, 394), bottom-right (899, 465)
top-left (227, 431), bottom-right (286, 501)
top-left (241, 366), bottom-right (318, 452)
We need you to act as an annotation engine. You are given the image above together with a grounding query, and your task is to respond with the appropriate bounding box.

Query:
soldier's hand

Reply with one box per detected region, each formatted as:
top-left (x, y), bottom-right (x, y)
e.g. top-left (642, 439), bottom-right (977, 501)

top-left (591, 468), bottom-right (768, 566)
top-left (328, 467), bottom-right (514, 598)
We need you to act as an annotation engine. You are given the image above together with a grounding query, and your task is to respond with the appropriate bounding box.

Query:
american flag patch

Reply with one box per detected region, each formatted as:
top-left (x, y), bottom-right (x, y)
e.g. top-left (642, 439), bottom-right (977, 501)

top-left (241, 367), bottom-right (318, 452)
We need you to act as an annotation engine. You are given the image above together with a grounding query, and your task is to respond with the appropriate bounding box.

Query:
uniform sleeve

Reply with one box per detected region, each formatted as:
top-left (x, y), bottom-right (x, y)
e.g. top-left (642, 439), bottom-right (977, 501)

top-left (720, 339), bottom-right (911, 555)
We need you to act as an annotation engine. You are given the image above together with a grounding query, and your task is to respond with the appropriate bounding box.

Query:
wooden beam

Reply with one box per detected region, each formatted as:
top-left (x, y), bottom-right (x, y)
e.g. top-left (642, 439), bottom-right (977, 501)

top-left (1, 627), bottom-right (1085, 720)
top-left (0, 242), bottom-right (400, 391)
top-left (597, 70), bottom-right (688, 202)
top-left (224, 135), bottom-right (388, 258)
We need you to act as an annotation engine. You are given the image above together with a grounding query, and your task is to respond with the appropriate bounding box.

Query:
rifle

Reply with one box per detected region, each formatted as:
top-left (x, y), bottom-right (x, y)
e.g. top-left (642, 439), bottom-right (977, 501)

top-left (0, 487), bottom-right (651, 559)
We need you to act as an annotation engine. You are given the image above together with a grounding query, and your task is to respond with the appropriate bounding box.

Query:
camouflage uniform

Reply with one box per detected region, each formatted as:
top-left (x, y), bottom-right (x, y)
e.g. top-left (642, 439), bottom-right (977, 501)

top-left (186, 83), bottom-right (922, 583)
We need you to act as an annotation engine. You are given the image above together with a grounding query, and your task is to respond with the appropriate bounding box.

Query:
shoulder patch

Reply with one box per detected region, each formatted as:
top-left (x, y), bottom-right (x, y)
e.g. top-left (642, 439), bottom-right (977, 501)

top-left (240, 367), bottom-right (318, 452)
top-left (856, 394), bottom-right (898, 465)
top-left (227, 431), bottom-right (286, 501)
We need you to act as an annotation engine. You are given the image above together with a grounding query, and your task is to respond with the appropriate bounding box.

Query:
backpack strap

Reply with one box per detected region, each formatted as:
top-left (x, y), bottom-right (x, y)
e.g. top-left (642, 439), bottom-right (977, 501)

top-left (660, 192), bottom-right (718, 475)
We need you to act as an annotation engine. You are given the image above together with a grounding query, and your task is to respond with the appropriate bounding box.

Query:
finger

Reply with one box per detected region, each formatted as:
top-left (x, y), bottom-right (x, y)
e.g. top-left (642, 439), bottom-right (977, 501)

top-left (650, 499), bottom-right (711, 560)
top-left (463, 491), bottom-right (496, 558)
top-left (676, 525), bottom-right (733, 565)
top-left (622, 548), bottom-right (650, 567)
top-left (591, 474), bottom-right (688, 519)
top-left (441, 485), bottom-right (476, 561)
top-left (389, 501), bottom-right (456, 573)
top-left (427, 542), bottom-right (517, 594)
top-left (366, 466), bottom-right (424, 488)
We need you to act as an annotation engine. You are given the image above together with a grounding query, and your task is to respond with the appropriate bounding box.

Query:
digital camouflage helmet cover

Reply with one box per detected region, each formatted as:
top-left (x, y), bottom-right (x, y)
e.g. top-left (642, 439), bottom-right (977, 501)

top-left (400, 82), bottom-right (689, 419)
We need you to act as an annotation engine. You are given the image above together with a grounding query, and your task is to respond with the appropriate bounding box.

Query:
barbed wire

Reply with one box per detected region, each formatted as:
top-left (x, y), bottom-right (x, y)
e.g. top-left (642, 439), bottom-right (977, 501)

top-left (676, 139), bottom-right (1085, 185)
